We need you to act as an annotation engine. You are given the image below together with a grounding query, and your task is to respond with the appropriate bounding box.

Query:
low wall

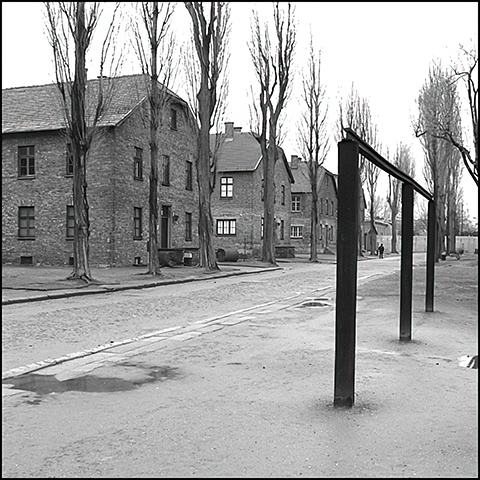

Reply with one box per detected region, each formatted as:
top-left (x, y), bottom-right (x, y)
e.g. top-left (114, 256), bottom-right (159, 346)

top-left (377, 235), bottom-right (478, 254)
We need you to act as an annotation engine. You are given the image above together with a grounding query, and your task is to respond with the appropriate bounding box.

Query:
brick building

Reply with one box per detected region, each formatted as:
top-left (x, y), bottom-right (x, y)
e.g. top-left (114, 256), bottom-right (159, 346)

top-left (210, 122), bottom-right (295, 258)
top-left (2, 74), bottom-right (198, 267)
top-left (288, 156), bottom-right (338, 254)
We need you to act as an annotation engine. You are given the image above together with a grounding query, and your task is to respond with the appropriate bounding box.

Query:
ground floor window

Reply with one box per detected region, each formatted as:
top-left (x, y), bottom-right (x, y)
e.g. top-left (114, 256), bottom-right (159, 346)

top-left (134, 207), bottom-right (142, 240)
top-left (216, 219), bottom-right (236, 236)
top-left (18, 206), bottom-right (35, 239)
top-left (290, 225), bottom-right (303, 239)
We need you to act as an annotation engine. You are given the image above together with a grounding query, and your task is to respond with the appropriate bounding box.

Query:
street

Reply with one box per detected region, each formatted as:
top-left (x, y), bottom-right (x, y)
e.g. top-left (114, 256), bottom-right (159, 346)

top-left (2, 254), bottom-right (478, 477)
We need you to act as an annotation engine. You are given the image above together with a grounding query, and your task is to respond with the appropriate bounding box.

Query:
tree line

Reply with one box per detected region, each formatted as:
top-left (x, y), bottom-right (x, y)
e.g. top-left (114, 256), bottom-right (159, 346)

top-left (44, 1), bottom-right (477, 282)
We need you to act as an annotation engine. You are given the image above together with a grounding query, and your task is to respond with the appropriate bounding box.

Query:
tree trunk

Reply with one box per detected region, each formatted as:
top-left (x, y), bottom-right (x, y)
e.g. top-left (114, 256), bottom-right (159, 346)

top-left (197, 120), bottom-right (218, 270)
top-left (369, 203), bottom-right (376, 254)
top-left (391, 210), bottom-right (398, 253)
top-left (310, 180), bottom-right (318, 262)
top-left (70, 2), bottom-right (91, 282)
top-left (262, 143), bottom-right (276, 264)
top-left (148, 4), bottom-right (161, 276)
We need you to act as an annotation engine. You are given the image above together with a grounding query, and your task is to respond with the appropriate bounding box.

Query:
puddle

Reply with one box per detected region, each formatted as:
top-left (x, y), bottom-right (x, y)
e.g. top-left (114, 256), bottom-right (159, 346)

top-left (3, 365), bottom-right (179, 395)
top-left (459, 355), bottom-right (478, 369)
top-left (297, 298), bottom-right (331, 308)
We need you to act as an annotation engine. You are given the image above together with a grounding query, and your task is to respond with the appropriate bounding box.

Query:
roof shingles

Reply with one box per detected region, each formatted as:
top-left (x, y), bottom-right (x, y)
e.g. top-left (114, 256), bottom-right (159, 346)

top-left (2, 74), bottom-right (184, 134)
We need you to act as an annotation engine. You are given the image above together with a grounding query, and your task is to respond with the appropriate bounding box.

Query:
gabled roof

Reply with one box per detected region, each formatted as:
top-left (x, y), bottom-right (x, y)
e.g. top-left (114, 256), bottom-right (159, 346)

top-left (2, 74), bottom-right (186, 134)
top-left (210, 131), bottom-right (262, 172)
top-left (210, 129), bottom-right (294, 183)
top-left (290, 160), bottom-right (337, 195)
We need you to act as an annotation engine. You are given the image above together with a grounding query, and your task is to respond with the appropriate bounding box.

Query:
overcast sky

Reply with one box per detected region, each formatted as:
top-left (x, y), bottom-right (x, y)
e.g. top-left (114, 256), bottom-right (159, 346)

top-left (2, 2), bottom-right (478, 220)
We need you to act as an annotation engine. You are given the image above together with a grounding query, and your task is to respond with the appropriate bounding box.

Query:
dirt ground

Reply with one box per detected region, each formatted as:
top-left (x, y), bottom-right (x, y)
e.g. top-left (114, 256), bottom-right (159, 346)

top-left (2, 254), bottom-right (478, 477)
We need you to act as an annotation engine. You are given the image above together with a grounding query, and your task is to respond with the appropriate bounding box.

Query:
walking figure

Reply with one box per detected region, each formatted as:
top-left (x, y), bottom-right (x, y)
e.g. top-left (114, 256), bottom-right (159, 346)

top-left (378, 243), bottom-right (384, 259)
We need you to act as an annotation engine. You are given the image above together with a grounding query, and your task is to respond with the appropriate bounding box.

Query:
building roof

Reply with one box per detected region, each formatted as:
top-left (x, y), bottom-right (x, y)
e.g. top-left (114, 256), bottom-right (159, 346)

top-left (290, 159), bottom-right (337, 195)
top-left (2, 74), bottom-right (186, 134)
top-left (211, 131), bottom-right (262, 172)
top-left (210, 126), bottom-right (295, 183)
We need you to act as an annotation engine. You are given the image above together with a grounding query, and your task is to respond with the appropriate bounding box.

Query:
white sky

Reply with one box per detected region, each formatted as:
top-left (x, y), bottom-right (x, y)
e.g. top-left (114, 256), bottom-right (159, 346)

top-left (2, 2), bottom-right (478, 221)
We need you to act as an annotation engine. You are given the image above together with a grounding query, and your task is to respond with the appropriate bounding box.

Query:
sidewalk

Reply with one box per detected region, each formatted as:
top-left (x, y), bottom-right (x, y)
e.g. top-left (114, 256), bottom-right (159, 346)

top-left (1, 261), bottom-right (280, 306)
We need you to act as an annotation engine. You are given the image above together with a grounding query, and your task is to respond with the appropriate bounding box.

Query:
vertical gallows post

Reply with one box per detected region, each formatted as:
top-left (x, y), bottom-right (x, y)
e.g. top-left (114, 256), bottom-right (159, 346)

top-left (334, 139), bottom-right (359, 407)
top-left (425, 199), bottom-right (436, 312)
top-left (400, 182), bottom-right (414, 341)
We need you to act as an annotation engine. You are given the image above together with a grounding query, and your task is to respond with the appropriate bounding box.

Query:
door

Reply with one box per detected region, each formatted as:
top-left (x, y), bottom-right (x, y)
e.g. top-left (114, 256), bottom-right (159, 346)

top-left (161, 205), bottom-right (171, 248)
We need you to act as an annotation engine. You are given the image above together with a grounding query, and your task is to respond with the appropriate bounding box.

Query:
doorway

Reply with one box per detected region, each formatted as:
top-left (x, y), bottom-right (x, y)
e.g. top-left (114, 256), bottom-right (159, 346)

top-left (161, 205), bottom-right (171, 248)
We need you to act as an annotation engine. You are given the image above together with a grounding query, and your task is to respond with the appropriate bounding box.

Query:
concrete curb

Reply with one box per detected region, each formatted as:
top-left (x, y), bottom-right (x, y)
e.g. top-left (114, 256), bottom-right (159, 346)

top-left (2, 266), bottom-right (281, 306)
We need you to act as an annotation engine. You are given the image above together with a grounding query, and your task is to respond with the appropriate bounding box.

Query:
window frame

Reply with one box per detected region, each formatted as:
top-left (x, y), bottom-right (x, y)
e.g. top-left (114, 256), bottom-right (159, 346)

top-left (290, 225), bottom-right (303, 239)
top-left (185, 212), bottom-right (192, 241)
top-left (170, 108), bottom-right (177, 130)
top-left (66, 205), bottom-right (75, 239)
top-left (133, 207), bottom-right (143, 240)
top-left (291, 195), bottom-right (301, 212)
top-left (162, 155), bottom-right (170, 186)
top-left (281, 185), bottom-right (285, 205)
top-left (220, 176), bottom-right (234, 198)
top-left (185, 160), bottom-right (193, 191)
top-left (134, 147), bottom-right (143, 180)
top-left (216, 219), bottom-right (236, 236)
top-left (18, 145), bottom-right (35, 178)
top-left (66, 143), bottom-right (73, 177)
top-left (18, 206), bottom-right (35, 239)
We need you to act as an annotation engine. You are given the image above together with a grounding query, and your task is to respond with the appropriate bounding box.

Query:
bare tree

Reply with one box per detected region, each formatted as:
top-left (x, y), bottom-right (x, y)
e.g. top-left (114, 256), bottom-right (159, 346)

top-left (249, 2), bottom-right (296, 265)
top-left (387, 143), bottom-right (415, 253)
top-left (184, 2), bottom-right (230, 271)
top-left (414, 62), bottom-right (463, 259)
top-left (337, 84), bottom-right (381, 255)
top-left (449, 43), bottom-right (478, 186)
top-left (45, 2), bottom-right (122, 282)
top-left (297, 35), bottom-right (329, 262)
top-left (130, 2), bottom-right (177, 276)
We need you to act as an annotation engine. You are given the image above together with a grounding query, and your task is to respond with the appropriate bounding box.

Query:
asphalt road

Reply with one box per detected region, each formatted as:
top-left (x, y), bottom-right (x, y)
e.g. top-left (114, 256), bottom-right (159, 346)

top-left (2, 254), bottom-right (478, 477)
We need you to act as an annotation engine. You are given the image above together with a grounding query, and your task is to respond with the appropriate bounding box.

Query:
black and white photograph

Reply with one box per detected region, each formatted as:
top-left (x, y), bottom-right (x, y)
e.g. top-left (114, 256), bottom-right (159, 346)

top-left (2, 2), bottom-right (478, 477)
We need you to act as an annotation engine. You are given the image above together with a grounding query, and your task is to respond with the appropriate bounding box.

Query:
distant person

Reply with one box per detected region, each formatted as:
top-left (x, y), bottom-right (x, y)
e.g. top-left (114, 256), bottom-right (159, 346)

top-left (378, 243), bottom-right (385, 259)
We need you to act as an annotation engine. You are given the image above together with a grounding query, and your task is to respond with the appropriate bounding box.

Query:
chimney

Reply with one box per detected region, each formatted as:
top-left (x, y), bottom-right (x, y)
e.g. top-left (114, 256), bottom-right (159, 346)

top-left (234, 126), bottom-right (242, 134)
top-left (225, 122), bottom-right (234, 139)
top-left (290, 155), bottom-right (300, 169)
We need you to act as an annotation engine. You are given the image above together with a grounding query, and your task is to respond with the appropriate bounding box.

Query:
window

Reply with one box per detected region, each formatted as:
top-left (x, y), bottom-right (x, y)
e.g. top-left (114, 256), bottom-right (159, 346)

top-left (290, 225), bottom-right (303, 238)
top-left (170, 108), bottom-right (177, 130)
top-left (66, 143), bottom-right (73, 176)
top-left (134, 147), bottom-right (143, 180)
top-left (134, 207), bottom-right (142, 239)
top-left (261, 217), bottom-right (264, 239)
top-left (216, 219), bottom-right (236, 236)
top-left (280, 219), bottom-right (285, 240)
top-left (18, 206), bottom-right (35, 238)
top-left (185, 161), bottom-right (193, 190)
top-left (291, 195), bottom-right (301, 212)
top-left (185, 212), bottom-right (192, 241)
top-left (18, 146), bottom-right (35, 177)
top-left (220, 177), bottom-right (233, 198)
top-left (325, 198), bottom-right (329, 215)
top-left (66, 205), bottom-right (74, 239)
top-left (281, 185), bottom-right (285, 205)
top-left (162, 155), bottom-right (170, 186)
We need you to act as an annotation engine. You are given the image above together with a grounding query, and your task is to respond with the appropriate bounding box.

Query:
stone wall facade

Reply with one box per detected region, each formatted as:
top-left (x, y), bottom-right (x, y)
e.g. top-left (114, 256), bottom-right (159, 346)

top-left (2, 101), bottom-right (198, 267)
top-left (289, 170), bottom-right (338, 254)
top-left (211, 158), bottom-right (293, 258)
